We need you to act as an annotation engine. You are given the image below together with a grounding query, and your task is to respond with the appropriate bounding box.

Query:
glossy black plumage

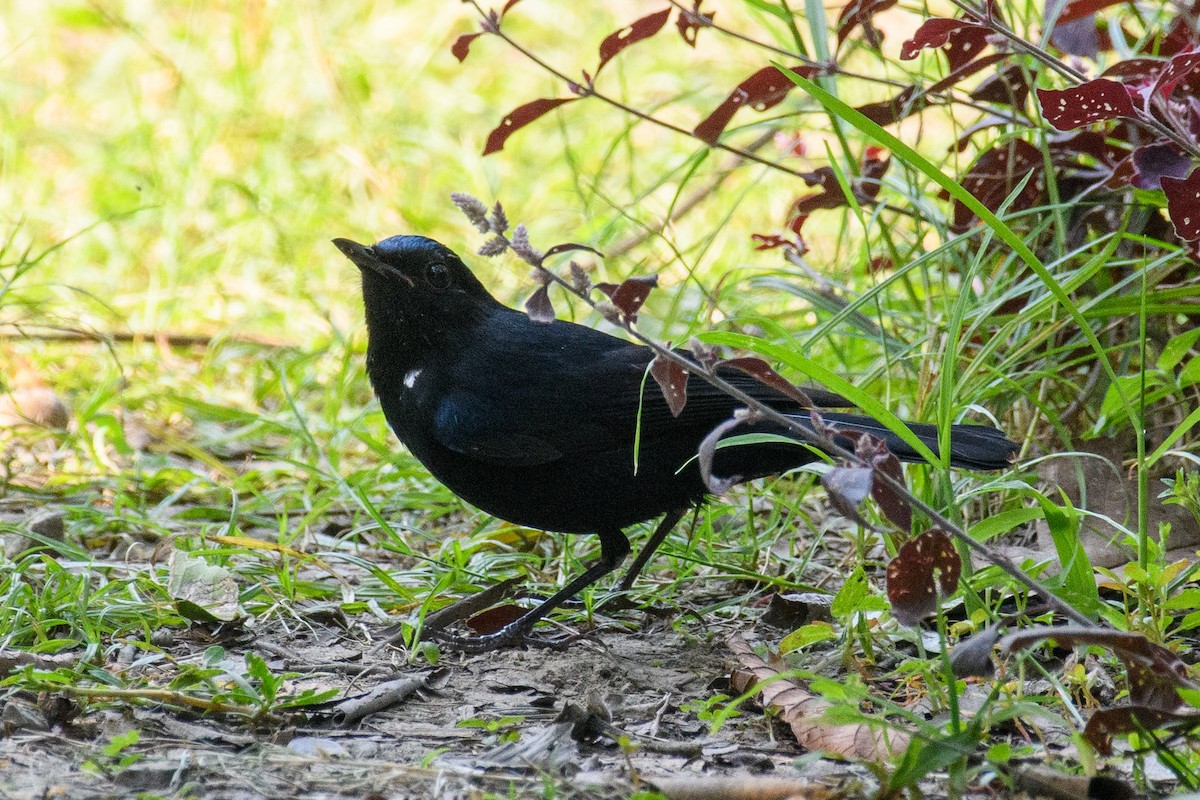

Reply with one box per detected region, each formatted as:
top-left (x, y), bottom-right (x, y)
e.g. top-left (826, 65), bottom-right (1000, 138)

top-left (335, 234), bottom-right (1018, 648)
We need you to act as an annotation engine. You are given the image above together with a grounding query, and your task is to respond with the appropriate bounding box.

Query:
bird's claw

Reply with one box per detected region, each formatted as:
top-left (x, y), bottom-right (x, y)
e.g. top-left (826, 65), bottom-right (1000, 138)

top-left (425, 623), bottom-right (587, 653)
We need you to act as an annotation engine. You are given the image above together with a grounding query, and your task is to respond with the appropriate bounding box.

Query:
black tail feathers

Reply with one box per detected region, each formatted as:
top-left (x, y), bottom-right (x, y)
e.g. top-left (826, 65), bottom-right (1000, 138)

top-left (815, 412), bottom-right (1018, 471)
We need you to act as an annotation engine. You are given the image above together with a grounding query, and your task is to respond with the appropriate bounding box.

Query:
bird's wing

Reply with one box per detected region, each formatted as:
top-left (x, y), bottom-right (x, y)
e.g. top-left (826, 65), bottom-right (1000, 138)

top-left (432, 390), bottom-right (565, 466)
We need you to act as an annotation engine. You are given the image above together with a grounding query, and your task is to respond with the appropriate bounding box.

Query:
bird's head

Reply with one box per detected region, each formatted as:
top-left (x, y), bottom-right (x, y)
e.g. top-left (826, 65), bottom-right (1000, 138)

top-left (333, 235), bottom-right (500, 351)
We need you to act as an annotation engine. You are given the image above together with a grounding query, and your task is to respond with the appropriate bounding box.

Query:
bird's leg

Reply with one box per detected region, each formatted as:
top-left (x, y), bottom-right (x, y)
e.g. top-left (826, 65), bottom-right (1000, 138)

top-left (427, 531), bottom-right (631, 652)
top-left (615, 507), bottom-right (687, 592)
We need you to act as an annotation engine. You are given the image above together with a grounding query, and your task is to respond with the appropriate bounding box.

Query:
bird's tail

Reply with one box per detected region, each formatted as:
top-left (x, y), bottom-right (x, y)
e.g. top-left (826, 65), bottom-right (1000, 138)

top-left (811, 411), bottom-right (1018, 471)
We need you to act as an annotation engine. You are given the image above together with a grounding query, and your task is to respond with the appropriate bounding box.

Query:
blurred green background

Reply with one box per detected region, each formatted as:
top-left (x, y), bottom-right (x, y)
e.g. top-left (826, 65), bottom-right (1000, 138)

top-left (3, 0), bottom-right (846, 345)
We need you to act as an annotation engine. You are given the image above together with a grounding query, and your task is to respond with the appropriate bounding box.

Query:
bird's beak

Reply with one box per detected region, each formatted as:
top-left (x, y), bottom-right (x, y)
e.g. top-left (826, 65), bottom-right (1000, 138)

top-left (332, 237), bottom-right (376, 268)
top-left (332, 237), bottom-right (415, 286)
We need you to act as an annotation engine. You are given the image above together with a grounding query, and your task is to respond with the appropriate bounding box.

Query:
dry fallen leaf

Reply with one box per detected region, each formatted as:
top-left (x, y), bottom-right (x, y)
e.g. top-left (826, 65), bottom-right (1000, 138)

top-left (727, 634), bottom-right (908, 760)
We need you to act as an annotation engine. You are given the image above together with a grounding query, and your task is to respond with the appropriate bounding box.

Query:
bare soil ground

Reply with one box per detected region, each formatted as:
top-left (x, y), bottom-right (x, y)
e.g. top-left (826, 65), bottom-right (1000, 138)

top-left (1, 600), bottom-right (884, 800)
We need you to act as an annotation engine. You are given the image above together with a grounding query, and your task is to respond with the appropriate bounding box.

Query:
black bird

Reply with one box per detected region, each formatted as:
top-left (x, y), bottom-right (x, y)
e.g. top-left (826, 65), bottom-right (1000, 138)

top-left (334, 234), bottom-right (1018, 649)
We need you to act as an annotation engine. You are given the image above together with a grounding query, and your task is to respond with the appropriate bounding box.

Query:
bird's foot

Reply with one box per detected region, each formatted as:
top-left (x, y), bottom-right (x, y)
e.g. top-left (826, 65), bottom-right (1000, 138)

top-left (425, 622), bottom-right (588, 653)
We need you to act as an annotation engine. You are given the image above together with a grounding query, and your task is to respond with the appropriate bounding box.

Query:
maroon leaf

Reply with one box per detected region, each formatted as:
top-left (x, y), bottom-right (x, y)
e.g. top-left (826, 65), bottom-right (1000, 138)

top-left (900, 18), bottom-right (988, 62)
top-left (1153, 49), bottom-right (1200, 99)
top-left (649, 354), bottom-right (688, 417)
top-left (524, 284), bottom-right (555, 323)
top-left (717, 357), bottom-right (814, 408)
top-left (1036, 80), bottom-right (1136, 131)
top-left (483, 97), bottom-right (577, 156)
top-left (1084, 707), bottom-right (1200, 755)
top-left (970, 64), bottom-right (1031, 107)
top-left (452, 32), bottom-right (483, 63)
top-left (999, 626), bottom-right (1198, 711)
top-left (927, 53), bottom-right (1007, 98)
top-left (886, 528), bottom-right (961, 625)
top-left (856, 434), bottom-right (911, 533)
top-left (595, 275), bottom-right (658, 321)
top-left (676, 1), bottom-right (714, 47)
top-left (751, 233), bottom-right (792, 250)
top-left (597, 9), bottom-right (671, 74)
top-left (822, 465), bottom-right (876, 528)
top-left (1102, 57), bottom-right (1165, 85)
top-left (467, 603), bottom-right (528, 634)
top-left (790, 155), bottom-right (891, 216)
top-left (836, 0), bottom-right (898, 49)
top-left (1131, 142), bottom-right (1192, 190)
top-left (1053, 0), bottom-right (1124, 25)
top-left (693, 65), bottom-right (817, 144)
top-left (543, 242), bottom-right (603, 261)
top-left (1162, 167), bottom-right (1200, 240)
top-left (943, 24), bottom-right (991, 71)
top-left (1159, 17), bottom-right (1196, 57)
top-left (855, 86), bottom-right (923, 126)
top-left (953, 138), bottom-right (1044, 229)
top-left (1046, 130), bottom-right (1127, 167)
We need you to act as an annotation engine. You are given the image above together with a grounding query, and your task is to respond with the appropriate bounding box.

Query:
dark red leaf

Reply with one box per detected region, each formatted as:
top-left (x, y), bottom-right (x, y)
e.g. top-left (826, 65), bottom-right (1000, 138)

top-left (953, 138), bottom-right (1044, 228)
top-left (717, 357), bottom-right (814, 407)
top-left (1162, 167), bottom-right (1200, 240)
top-left (500, 0), bottom-right (523, 16)
top-left (452, 32), bottom-right (483, 63)
top-left (886, 529), bottom-right (961, 625)
top-left (467, 603), bottom-right (528, 634)
top-left (597, 9), bottom-right (671, 74)
top-left (1102, 57), bottom-right (1165, 86)
top-left (790, 155), bottom-right (890, 215)
top-left (649, 354), bottom-right (688, 417)
top-left (787, 212), bottom-right (809, 236)
top-left (1104, 156), bottom-right (1136, 189)
top-left (1000, 626), bottom-right (1197, 711)
top-left (1036, 80), bottom-right (1136, 131)
top-left (524, 284), bottom-right (555, 323)
top-left (855, 86), bottom-right (924, 126)
top-left (836, 0), bottom-right (898, 49)
top-left (1131, 142), bottom-right (1192, 190)
top-left (970, 64), bottom-right (1031, 107)
top-left (1053, 0), bottom-right (1124, 25)
top-left (822, 465), bottom-right (875, 528)
top-left (1084, 707), bottom-right (1200, 755)
top-left (1159, 18), bottom-right (1196, 57)
top-left (900, 18), bottom-right (988, 62)
top-left (483, 97), bottom-right (577, 156)
top-left (1153, 49), bottom-right (1200, 99)
top-left (855, 434), bottom-right (911, 533)
top-left (676, 1), bottom-right (714, 47)
top-left (943, 24), bottom-right (991, 71)
top-left (595, 275), bottom-right (658, 321)
top-left (693, 65), bottom-right (818, 143)
top-left (1046, 130), bottom-right (1127, 167)
top-left (543, 242), bottom-right (603, 260)
top-left (751, 233), bottom-right (793, 250)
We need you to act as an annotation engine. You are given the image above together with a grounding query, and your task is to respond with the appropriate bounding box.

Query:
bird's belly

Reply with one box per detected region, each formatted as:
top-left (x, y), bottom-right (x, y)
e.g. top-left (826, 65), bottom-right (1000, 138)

top-left (411, 440), bottom-right (705, 534)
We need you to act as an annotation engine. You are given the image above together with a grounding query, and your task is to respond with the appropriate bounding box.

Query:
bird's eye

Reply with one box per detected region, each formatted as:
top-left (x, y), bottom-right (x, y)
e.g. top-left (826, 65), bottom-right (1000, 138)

top-left (425, 262), bottom-right (452, 290)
